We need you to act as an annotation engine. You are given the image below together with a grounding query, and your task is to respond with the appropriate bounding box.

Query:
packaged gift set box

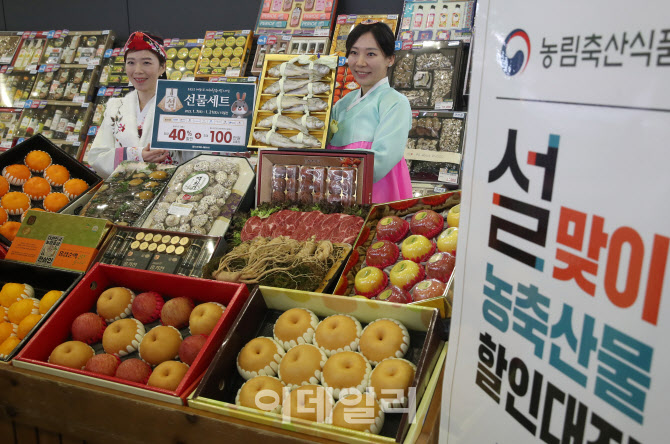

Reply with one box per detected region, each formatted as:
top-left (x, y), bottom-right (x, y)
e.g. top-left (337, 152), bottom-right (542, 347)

top-left (5, 211), bottom-right (111, 272)
top-left (190, 285), bottom-right (448, 444)
top-left (94, 225), bottom-right (224, 278)
top-left (256, 148), bottom-right (374, 207)
top-left (14, 263), bottom-right (249, 405)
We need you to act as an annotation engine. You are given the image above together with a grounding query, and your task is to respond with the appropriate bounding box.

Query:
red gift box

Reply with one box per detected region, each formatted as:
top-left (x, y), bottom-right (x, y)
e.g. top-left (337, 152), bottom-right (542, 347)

top-left (14, 263), bottom-right (249, 405)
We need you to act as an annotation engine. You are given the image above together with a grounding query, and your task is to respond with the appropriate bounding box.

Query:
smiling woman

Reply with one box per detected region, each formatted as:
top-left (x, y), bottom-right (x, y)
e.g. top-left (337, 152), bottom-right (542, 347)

top-left (87, 32), bottom-right (195, 178)
top-left (326, 23), bottom-right (413, 203)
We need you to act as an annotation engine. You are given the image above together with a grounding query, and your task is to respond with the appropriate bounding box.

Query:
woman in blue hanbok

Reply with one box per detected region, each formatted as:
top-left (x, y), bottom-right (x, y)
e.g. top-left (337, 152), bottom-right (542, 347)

top-left (327, 22), bottom-right (413, 203)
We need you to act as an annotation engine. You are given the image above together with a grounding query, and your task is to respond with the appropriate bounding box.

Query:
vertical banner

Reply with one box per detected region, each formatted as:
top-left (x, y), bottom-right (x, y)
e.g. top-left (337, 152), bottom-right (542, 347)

top-left (442, 1), bottom-right (670, 443)
top-left (151, 79), bottom-right (255, 152)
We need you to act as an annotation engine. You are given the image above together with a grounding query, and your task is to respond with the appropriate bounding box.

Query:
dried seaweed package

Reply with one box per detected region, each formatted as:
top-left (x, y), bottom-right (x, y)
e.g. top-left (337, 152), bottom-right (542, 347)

top-left (80, 162), bottom-right (176, 226)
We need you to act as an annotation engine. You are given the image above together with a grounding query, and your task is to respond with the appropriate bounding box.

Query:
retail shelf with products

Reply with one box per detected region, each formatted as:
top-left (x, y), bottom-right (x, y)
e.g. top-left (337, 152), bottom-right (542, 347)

top-left (251, 35), bottom-right (330, 76)
top-left (0, 31), bottom-right (22, 65)
top-left (10, 32), bottom-right (49, 71)
top-left (164, 38), bottom-right (205, 81)
top-left (398, 0), bottom-right (475, 43)
top-left (98, 47), bottom-right (130, 87)
top-left (0, 71), bottom-right (38, 108)
top-left (194, 30), bottom-right (254, 80)
top-left (13, 102), bottom-right (93, 159)
top-left (39, 30), bottom-right (115, 67)
top-left (254, 0), bottom-right (340, 37)
top-left (405, 110), bottom-right (466, 188)
top-left (28, 65), bottom-right (100, 104)
top-left (0, 108), bottom-right (22, 149)
top-left (390, 40), bottom-right (466, 111)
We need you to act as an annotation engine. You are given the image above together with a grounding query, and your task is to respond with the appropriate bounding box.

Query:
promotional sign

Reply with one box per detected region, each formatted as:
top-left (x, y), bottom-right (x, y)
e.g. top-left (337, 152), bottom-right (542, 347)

top-left (151, 79), bottom-right (255, 153)
top-left (442, 1), bottom-right (670, 443)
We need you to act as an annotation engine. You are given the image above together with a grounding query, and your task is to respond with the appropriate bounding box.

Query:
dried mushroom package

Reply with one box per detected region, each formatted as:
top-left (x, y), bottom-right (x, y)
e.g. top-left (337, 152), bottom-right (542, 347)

top-left (80, 162), bottom-right (176, 226)
top-left (407, 112), bottom-right (466, 153)
top-left (403, 111), bottom-right (466, 184)
top-left (143, 155), bottom-right (254, 237)
top-left (270, 163), bottom-right (357, 206)
top-left (390, 42), bottom-right (464, 110)
top-left (439, 118), bottom-right (464, 153)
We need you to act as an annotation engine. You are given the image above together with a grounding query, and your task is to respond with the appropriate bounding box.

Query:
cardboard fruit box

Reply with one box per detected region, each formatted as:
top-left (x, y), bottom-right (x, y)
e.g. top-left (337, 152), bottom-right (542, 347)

top-left (14, 263), bottom-right (249, 405)
top-left (333, 191), bottom-right (461, 318)
top-left (0, 260), bottom-right (83, 362)
top-left (189, 285), bottom-right (447, 443)
top-left (0, 133), bottom-right (103, 219)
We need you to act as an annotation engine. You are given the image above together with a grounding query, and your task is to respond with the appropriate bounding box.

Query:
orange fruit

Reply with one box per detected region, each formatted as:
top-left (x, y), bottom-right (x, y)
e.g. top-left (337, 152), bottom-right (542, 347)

top-left (17, 313), bottom-right (42, 339)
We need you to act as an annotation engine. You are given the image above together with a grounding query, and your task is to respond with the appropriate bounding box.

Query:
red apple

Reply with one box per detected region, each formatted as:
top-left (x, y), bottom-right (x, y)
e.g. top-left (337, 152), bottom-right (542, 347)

top-left (409, 210), bottom-right (444, 238)
top-left (375, 286), bottom-right (412, 304)
top-left (425, 252), bottom-right (456, 283)
top-left (71, 313), bottom-right (107, 345)
top-left (85, 353), bottom-right (121, 376)
top-left (412, 279), bottom-right (447, 302)
top-left (179, 334), bottom-right (208, 366)
top-left (376, 216), bottom-right (409, 243)
top-left (132, 291), bottom-right (164, 324)
top-left (161, 297), bottom-right (194, 328)
top-left (115, 358), bottom-right (152, 384)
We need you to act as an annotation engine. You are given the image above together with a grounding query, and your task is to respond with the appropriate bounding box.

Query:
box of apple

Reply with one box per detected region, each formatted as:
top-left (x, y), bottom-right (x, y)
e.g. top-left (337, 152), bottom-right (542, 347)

top-left (334, 192), bottom-right (460, 312)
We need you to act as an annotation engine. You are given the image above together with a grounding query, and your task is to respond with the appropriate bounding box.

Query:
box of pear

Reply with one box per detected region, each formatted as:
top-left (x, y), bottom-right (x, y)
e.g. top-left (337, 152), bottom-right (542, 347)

top-left (13, 263), bottom-right (249, 405)
top-left (333, 191), bottom-right (461, 318)
top-left (190, 286), bottom-right (446, 444)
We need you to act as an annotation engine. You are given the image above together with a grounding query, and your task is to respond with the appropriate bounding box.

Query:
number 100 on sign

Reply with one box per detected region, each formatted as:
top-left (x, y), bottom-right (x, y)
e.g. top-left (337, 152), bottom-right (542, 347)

top-left (157, 115), bottom-right (246, 146)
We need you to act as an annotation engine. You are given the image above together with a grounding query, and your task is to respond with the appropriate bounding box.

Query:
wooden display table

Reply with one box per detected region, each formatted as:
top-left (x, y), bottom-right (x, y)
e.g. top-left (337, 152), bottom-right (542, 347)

top-left (0, 364), bottom-right (442, 444)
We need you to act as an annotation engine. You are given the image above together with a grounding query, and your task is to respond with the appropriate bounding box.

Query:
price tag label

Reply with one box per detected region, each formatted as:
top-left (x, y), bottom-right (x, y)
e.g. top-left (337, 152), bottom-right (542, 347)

top-left (314, 29), bottom-right (330, 36)
top-left (405, 149), bottom-right (461, 164)
top-left (453, 112), bottom-right (466, 119)
top-left (438, 168), bottom-right (459, 184)
top-left (66, 134), bottom-right (79, 142)
top-left (73, 95), bottom-right (85, 103)
top-left (435, 100), bottom-right (454, 110)
top-left (167, 203), bottom-right (194, 217)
